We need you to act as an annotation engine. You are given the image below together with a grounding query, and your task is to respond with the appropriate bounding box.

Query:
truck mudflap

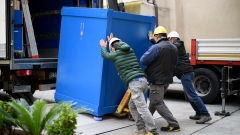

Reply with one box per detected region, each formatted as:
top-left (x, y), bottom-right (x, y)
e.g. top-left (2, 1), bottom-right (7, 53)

top-left (39, 83), bottom-right (56, 91)
top-left (5, 84), bottom-right (35, 105)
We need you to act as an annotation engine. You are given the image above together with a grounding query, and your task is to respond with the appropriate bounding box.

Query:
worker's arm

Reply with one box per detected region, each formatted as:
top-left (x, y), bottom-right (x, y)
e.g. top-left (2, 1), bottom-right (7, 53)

top-left (172, 41), bottom-right (180, 66)
top-left (175, 55), bottom-right (178, 66)
top-left (150, 39), bottom-right (157, 44)
top-left (140, 45), bottom-right (160, 66)
top-left (101, 47), bottom-right (116, 61)
top-left (100, 39), bottom-right (116, 61)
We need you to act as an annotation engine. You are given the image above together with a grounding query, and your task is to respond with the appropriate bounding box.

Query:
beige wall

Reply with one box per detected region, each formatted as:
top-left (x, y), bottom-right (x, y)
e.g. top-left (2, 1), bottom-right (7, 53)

top-left (155, 0), bottom-right (240, 53)
top-left (103, 0), bottom-right (240, 53)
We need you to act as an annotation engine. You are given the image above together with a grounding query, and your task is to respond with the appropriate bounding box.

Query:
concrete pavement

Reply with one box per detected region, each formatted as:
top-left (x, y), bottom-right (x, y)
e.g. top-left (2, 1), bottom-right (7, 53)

top-left (33, 84), bottom-right (240, 135)
top-left (1, 84), bottom-right (240, 135)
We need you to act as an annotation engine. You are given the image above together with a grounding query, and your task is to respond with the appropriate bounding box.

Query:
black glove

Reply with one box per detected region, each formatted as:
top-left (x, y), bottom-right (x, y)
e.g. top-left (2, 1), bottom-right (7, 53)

top-left (150, 38), bottom-right (157, 44)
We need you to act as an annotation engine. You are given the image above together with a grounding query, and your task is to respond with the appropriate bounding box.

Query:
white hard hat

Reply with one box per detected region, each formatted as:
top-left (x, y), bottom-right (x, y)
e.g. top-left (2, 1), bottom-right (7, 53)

top-left (167, 31), bottom-right (180, 38)
top-left (109, 37), bottom-right (121, 50)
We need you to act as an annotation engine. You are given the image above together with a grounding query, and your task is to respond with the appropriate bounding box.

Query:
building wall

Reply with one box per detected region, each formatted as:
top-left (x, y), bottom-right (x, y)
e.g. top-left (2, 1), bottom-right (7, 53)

top-left (103, 0), bottom-right (240, 53)
top-left (156, 0), bottom-right (240, 53)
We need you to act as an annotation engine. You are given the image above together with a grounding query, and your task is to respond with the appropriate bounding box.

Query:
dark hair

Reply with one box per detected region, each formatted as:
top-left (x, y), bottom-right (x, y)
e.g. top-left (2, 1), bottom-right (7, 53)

top-left (156, 33), bottom-right (167, 37)
top-left (111, 40), bottom-right (120, 48)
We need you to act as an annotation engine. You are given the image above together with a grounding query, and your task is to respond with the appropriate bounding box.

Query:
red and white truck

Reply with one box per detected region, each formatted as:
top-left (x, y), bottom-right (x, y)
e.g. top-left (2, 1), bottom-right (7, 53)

top-left (190, 39), bottom-right (240, 103)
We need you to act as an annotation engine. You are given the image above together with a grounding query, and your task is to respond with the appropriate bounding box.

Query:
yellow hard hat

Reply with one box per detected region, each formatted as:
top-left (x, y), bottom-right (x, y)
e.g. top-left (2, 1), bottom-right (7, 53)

top-left (153, 26), bottom-right (167, 35)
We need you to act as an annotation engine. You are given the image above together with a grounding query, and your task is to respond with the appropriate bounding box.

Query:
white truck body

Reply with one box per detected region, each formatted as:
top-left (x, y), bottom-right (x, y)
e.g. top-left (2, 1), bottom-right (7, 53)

top-left (0, 0), bottom-right (6, 58)
top-left (196, 39), bottom-right (240, 61)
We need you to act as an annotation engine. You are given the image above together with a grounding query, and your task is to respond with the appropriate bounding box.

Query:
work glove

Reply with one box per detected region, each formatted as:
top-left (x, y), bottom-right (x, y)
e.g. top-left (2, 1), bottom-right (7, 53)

top-left (148, 30), bottom-right (156, 45)
top-left (148, 30), bottom-right (153, 40)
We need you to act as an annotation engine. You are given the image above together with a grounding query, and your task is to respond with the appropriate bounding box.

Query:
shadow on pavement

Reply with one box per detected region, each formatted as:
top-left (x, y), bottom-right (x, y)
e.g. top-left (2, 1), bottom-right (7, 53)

top-left (164, 89), bottom-right (240, 106)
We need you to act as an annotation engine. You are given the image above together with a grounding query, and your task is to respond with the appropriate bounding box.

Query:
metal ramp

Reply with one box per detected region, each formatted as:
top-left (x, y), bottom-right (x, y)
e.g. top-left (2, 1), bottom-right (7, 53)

top-left (20, 0), bottom-right (39, 58)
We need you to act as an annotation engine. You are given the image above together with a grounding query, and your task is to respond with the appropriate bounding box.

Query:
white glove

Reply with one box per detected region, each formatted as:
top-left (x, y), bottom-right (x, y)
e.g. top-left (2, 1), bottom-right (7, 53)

top-left (148, 30), bottom-right (153, 40)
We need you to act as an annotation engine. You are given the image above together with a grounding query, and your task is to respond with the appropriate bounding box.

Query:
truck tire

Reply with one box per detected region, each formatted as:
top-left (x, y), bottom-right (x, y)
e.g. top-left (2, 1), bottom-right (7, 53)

top-left (194, 68), bottom-right (220, 103)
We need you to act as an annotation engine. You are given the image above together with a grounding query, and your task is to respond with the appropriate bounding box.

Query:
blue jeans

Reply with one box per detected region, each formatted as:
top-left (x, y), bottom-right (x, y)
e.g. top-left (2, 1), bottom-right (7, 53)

top-left (180, 72), bottom-right (210, 116)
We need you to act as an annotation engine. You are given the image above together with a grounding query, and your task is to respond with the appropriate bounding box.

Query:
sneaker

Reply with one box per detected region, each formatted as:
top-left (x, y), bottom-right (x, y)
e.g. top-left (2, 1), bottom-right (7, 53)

top-left (161, 126), bottom-right (180, 132)
top-left (146, 131), bottom-right (158, 135)
top-left (134, 128), bottom-right (147, 135)
top-left (196, 115), bottom-right (212, 124)
top-left (189, 115), bottom-right (201, 120)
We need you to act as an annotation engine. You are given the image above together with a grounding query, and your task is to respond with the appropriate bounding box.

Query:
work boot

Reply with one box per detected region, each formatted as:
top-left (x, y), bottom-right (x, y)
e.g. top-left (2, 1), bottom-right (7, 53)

top-left (196, 115), bottom-right (212, 124)
top-left (134, 128), bottom-right (147, 135)
top-left (189, 115), bottom-right (201, 120)
top-left (161, 125), bottom-right (180, 132)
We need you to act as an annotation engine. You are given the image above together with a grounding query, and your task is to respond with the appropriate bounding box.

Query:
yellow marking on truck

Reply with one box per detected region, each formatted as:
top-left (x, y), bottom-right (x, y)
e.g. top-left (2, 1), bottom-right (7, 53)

top-left (198, 54), bottom-right (240, 58)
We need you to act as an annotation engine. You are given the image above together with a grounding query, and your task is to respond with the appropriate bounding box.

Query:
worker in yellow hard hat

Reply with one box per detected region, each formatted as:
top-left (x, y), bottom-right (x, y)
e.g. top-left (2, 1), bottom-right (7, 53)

top-left (147, 26), bottom-right (168, 45)
top-left (140, 26), bottom-right (180, 132)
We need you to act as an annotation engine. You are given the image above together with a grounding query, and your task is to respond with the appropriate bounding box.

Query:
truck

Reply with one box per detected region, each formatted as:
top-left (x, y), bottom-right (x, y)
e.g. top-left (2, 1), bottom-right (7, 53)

top-left (190, 39), bottom-right (240, 103)
top-left (0, 0), bottom-right (100, 104)
top-left (1, 0), bottom-right (239, 105)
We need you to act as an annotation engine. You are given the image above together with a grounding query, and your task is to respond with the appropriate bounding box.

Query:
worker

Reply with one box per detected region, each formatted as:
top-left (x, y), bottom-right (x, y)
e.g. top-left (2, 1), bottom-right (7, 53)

top-left (140, 26), bottom-right (180, 132)
top-left (167, 31), bottom-right (212, 124)
top-left (99, 33), bottom-right (158, 135)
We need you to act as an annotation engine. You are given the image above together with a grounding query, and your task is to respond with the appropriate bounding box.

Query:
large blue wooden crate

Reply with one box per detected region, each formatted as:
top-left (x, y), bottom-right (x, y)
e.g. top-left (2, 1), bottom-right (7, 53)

top-left (55, 7), bottom-right (155, 117)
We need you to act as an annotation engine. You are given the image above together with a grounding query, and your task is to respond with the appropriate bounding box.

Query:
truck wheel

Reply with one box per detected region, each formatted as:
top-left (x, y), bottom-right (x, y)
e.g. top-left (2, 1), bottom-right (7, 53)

top-left (194, 68), bottom-right (220, 103)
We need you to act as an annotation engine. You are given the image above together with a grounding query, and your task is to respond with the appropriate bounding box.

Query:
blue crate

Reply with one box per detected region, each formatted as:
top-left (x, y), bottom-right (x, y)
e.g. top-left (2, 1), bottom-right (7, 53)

top-left (55, 7), bottom-right (155, 117)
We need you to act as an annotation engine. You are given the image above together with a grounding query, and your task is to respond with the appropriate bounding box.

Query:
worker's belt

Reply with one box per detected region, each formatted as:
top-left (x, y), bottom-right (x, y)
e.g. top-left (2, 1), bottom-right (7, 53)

top-left (129, 77), bottom-right (145, 84)
top-left (148, 82), bottom-right (164, 86)
top-left (148, 82), bottom-right (165, 86)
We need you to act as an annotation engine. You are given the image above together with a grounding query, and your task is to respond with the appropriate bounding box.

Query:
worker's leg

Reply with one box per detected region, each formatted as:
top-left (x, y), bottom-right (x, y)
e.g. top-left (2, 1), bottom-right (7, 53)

top-left (149, 84), bottom-right (168, 115)
top-left (181, 72), bottom-right (210, 116)
top-left (149, 102), bottom-right (156, 115)
top-left (149, 84), bottom-right (179, 127)
top-left (129, 98), bottom-right (145, 130)
top-left (128, 78), bottom-right (158, 134)
top-left (183, 89), bottom-right (200, 115)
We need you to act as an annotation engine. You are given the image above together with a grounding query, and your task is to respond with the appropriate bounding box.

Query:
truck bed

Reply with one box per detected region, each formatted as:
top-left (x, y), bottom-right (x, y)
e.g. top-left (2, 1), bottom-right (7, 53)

top-left (10, 58), bottom-right (58, 70)
top-left (191, 38), bottom-right (240, 65)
